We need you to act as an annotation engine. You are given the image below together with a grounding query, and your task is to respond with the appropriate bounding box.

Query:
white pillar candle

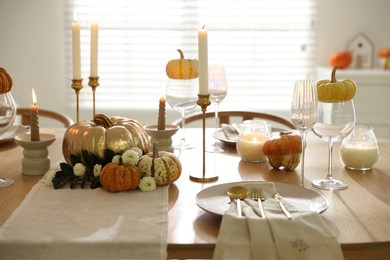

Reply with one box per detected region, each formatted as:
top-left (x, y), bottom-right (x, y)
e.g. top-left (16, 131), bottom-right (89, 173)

top-left (72, 13), bottom-right (81, 80)
top-left (90, 22), bottom-right (98, 77)
top-left (198, 26), bottom-right (209, 95)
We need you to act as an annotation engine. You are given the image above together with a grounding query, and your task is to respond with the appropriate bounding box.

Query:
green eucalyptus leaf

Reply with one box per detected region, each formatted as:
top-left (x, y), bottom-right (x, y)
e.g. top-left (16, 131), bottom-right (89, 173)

top-left (90, 176), bottom-right (102, 189)
top-left (60, 163), bottom-right (74, 175)
top-left (70, 154), bottom-right (81, 166)
top-left (70, 176), bottom-right (80, 189)
top-left (52, 170), bottom-right (72, 189)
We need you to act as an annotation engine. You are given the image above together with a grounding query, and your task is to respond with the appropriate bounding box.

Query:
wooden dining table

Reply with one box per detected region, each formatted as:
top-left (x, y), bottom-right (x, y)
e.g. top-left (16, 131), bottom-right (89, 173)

top-left (1, 127), bottom-right (389, 260)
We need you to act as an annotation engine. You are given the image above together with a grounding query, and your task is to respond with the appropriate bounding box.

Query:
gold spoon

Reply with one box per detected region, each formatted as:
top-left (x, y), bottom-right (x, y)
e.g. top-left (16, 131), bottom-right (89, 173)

top-left (227, 186), bottom-right (249, 218)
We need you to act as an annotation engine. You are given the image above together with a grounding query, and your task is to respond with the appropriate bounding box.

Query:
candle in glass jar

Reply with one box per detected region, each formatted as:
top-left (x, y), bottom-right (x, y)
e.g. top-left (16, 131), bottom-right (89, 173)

top-left (198, 26), bottom-right (209, 95)
top-left (236, 133), bottom-right (268, 162)
top-left (157, 97), bottom-right (166, 130)
top-left (30, 88), bottom-right (40, 141)
top-left (340, 144), bottom-right (379, 170)
top-left (90, 21), bottom-right (98, 77)
top-left (72, 12), bottom-right (81, 80)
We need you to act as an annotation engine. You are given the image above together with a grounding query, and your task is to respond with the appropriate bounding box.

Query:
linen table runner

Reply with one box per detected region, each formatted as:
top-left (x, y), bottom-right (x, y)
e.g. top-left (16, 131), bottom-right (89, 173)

top-left (0, 173), bottom-right (168, 259)
top-left (213, 182), bottom-right (343, 260)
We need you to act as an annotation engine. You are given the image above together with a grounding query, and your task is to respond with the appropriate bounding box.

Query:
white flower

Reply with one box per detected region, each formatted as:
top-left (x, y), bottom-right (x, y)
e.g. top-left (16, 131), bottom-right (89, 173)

top-left (73, 163), bottom-right (86, 176)
top-left (138, 176), bottom-right (156, 192)
top-left (122, 150), bottom-right (140, 165)
top-left (130, 146), bottom-right (143, 157)
top-left (112, 155), bottom-right (121, 164)
top-left (45, 169), bottom-right (56, 187)
top-left (93, 164), bottom-right (102, 177)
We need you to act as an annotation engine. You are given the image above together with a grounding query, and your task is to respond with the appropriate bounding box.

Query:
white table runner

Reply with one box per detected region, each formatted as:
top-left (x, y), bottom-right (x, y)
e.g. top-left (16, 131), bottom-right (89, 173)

top-left (0, 175), bottom-right (168, 259)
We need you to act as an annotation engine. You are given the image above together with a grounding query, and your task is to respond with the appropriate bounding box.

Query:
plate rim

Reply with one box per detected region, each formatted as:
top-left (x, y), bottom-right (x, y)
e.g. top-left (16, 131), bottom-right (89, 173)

top-left (212, 129), bottom-right (237, 144)
top-left (196, 181), bottom-right (329, 215)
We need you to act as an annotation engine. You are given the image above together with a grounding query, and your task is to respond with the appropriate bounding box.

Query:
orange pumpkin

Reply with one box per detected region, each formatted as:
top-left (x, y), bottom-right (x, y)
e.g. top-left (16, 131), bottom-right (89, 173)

top-left (377, 48), bottom-right (390, 69)
top-left (100, 162), bottom-right (141, 192)
top-left (377, 48), bottom-right (390, 57)
top-left (262, 132), bottom-right (302, 171)
top-left (0, 67), bottom-right (13, 94)
top-left (328, 51), bottom-right (352, 69)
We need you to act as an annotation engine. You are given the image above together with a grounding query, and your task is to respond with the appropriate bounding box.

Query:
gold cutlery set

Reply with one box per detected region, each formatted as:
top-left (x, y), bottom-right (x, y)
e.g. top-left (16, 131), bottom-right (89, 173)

top-left (227, 186), bottom-right (292, 219)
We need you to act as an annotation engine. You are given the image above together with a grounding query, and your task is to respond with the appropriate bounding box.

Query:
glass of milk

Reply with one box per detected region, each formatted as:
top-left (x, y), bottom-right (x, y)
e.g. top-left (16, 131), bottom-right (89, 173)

top-left (340, 125), bottom-right (379, 170)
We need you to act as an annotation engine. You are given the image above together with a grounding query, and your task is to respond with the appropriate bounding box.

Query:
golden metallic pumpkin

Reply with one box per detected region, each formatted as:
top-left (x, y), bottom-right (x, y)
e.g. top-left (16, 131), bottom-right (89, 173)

top-left (317, 66), bottom-right (357, 103)
top-left (137, 143), bottom-right (181, 186)
top-left (166, 49), bottom-right (199, 79)
top-left (100, 162), bottom-right (141, 192)
top-left (0, 67), bottom-right (13, 94)
top-left (62, 114), bottom-right (150, 166)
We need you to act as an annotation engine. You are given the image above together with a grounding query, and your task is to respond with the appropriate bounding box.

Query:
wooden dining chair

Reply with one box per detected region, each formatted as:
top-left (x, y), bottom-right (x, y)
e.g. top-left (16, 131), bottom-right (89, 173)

top-left (172, 110), bottom-right (296, 131)
top-left (16, 108), bottom-right (74, 128)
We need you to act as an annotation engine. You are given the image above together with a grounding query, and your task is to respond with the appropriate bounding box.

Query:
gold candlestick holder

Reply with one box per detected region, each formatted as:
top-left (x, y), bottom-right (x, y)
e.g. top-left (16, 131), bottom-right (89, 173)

top-left (71, 79), bottom-right (83, 122)
top-left (189, 94), bottom-right (219, 183)
top-left (88, 76), bottom-right (100, 117)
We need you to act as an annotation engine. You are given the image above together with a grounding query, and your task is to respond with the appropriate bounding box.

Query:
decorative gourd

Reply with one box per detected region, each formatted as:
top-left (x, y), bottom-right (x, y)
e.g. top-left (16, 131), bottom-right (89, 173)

top-left (262, 132), bottom-right (302, 171)
top-left (0, 67), bottom-right (13, 94)
top-left (137, 143), bottom-right (181, 185)
top-left (63, 114), bottom-right (150, 167)
top-left (100, 162), bottom-right (141, 192)
top-left (377, 48), bottom-right (390, 69)
top-left (317, 66), bottom-right (357, 102)
top-left (328, 51), bottom-right (352, 69)
top-left (166, 49), bottom-right (199, 79)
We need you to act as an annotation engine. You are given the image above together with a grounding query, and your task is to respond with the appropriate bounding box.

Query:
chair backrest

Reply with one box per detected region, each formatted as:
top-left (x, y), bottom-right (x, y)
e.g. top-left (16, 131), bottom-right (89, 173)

top-left (16, 108), bottom-right (74, 128)
top-left (172, 110), bottom-right (296, 131)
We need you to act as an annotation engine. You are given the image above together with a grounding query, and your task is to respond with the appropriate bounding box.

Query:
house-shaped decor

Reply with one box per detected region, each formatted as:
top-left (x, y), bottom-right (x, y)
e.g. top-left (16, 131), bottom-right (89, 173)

top-left (346, 32), bottom-right (374, 68)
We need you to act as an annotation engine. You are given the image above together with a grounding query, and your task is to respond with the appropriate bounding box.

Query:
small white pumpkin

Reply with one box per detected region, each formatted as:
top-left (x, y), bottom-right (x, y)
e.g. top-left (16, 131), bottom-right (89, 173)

top-left (137, 143), bottom-right (181, 186)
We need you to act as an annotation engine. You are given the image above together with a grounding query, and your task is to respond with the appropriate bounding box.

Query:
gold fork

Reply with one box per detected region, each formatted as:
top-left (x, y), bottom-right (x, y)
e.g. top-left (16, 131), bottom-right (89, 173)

top-left (251, 188), bottom-right (266, 219)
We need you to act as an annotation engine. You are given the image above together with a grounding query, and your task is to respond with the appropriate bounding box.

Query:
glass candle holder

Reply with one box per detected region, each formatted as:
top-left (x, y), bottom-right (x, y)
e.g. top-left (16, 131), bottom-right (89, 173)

top-left (340, 125), bottom-right (379, 170)
top-left (236, 120), bottom-right (271, 162)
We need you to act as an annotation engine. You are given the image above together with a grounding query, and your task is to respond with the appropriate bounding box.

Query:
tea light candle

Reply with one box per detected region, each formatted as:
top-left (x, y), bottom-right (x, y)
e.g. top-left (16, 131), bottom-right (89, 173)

top-left (198, 26), bottom-right (209, 95)
top-left (72, 12), bottom-right (81, 79)
top-left (157, 97), bottom-right (166, 130)
top-left (340, 144), bottom-right (379, 170)
top-left (90, 21), bottom-right (98, 77)
top-left (236, 133), bottom-right (268, 162)
top-left (30, 88), bottom-right (40, 141)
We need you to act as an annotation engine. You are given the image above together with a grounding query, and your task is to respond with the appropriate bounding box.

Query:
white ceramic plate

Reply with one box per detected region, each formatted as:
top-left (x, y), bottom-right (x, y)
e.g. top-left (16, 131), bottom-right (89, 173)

top-left (212, 129), bottom-right (237, 144)
top-left (0, 125), bottom-right (29, 143)
top-left (196, 181), bottom-right (329, 215)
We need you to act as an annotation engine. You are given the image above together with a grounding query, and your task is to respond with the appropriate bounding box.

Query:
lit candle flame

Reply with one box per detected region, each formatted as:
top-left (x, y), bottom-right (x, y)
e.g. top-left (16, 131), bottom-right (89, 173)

top-left (32, 88), bottom-right (37, 106)
top-left (73, 11), bottom-right (78, 22)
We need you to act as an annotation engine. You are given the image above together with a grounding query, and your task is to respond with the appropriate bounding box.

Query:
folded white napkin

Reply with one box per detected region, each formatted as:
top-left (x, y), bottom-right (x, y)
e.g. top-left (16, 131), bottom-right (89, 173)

top-left (221, 123), bottom-right (239, 141)
top-left (213, 183), bottom-right (344, 260)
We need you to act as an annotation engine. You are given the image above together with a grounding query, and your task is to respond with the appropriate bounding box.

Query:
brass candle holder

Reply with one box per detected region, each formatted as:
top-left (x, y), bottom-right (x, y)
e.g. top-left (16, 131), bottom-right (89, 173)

top-left (71, 79), bottom-right (83, 122)
top-left (88, 76), bottom-right (100, 117)
top-left (189, 94), bottom-right (219, 183)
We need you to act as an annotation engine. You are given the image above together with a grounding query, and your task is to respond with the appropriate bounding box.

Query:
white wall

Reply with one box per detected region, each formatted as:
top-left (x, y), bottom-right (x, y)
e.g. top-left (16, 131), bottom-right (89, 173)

top-left (317, 0), bottom-right (390, 67)
top-left (1, 0), bottom-right (389, 126)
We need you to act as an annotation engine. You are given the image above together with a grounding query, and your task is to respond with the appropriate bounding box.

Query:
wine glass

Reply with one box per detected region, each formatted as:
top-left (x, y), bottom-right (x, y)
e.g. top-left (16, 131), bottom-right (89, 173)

top-left (166, 78), bottom-right (198, 150)
top-left (291, 80), bottom-right (318, 186)
top-left (0, 92), bottom-right (17, 187)
top-left (208, 64), bottom-right (227, 152)
top-left (311, 100), bottom-right (356, 190)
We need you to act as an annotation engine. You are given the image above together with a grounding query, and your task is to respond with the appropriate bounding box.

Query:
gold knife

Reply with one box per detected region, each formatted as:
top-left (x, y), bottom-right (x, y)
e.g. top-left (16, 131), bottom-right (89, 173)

top-left (273, 193), bottom-right (292, 219)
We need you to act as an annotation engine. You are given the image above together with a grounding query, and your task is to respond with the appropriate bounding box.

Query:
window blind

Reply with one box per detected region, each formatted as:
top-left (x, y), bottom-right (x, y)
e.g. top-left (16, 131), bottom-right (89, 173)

top-left (64, 0), bottom-right (318, 113)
